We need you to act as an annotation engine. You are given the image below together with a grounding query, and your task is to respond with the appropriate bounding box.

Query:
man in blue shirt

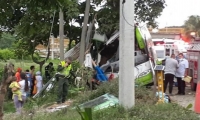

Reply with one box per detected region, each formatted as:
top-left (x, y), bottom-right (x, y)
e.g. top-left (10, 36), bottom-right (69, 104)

top-left (26, 69), bottom-right (32, 97)
top-left (175, 53), bottom-right (189, 95)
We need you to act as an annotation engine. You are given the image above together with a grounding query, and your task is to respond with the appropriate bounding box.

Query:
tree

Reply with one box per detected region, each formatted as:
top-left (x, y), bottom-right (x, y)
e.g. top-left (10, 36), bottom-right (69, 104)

top-left (184, 15), bottom-right (200, 38)
top-left (94, 0), bottom-right (166, 38)
top-left (0, 63), bottom-right (15, 119)
top-left (0, 0), bottom-right (81, 72)
top-left (0, 33), bottom-right (16, 49)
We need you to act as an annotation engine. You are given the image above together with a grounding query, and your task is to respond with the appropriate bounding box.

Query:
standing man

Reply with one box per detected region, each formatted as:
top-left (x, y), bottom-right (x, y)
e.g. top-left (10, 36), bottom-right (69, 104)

top-left (25, 69), bottom-right (32, 97)
top-left (30, 65), bottom-right (35, 96)
top-left (45, 62), bottom-right (54, 81)
top-left (175, 53), bottom-right (189, 95)
top-left (56, 57), bottom-right (73, 104)
top-left (164, 54), bottom-right (178, 95)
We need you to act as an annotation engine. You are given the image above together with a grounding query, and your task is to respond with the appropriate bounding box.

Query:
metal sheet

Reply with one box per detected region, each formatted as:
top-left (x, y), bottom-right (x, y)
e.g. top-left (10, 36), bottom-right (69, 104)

top-left (78, 93), bottom-right (119, 111)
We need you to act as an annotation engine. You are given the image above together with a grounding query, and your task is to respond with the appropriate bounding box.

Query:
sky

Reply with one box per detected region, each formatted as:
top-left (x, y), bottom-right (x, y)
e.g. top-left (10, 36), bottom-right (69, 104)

top-left (156, 0), bottom-right (200, 28)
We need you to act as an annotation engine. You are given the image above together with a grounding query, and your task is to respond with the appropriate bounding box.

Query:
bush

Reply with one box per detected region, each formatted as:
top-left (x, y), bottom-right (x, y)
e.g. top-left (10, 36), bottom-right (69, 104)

top-left (76, 78), bottom-right (155, 105)
top-left (3, 78), bottom-right (200, 120)
top-left (0, 49), bottom-right (15, 60)
top-left (92, 103), bottom-right (199, 120)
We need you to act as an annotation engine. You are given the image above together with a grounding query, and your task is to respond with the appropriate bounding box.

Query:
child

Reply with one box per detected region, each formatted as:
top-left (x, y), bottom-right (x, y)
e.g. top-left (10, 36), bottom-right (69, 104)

top-left (9, 76), bottom-right (22, 101)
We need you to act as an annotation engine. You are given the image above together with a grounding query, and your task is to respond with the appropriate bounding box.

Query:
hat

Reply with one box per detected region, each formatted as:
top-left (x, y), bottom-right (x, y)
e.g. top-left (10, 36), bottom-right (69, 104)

top-left (36, 71), bottom-right (41, 75)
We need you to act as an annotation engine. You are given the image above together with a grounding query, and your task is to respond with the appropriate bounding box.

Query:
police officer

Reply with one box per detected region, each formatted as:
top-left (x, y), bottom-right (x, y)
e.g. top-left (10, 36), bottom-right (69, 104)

top-left (56, 57), bottom-right (73, 104)
top-left (45, 62), bottom-right (54, 81)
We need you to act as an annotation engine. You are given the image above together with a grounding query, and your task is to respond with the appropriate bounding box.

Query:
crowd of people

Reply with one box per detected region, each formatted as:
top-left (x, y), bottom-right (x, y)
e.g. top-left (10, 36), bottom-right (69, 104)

top-left (164, 53), bottom-right (189, 96)
top-left (7, 62), bottom-right (55, 114)
top-left (7, 56), bottom-right (107, 114)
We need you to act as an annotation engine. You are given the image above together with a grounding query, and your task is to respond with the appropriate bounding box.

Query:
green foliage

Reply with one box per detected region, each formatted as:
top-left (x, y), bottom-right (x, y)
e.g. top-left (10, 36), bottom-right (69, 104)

top-left (4, 83), bottom-right (200, 120)
top-left (186, 103), bottom-right (193, 110)
top-left (0, 0), bottom-right (81, 53)
top-left (94, 0), bottom-right (166, 37)
top-left (134, 0), bottom-right (166, 27)
top-left (91, 103), bottom-right (199, 120)
top-left (12, 39), bottom-right (32, 59)
top-left (0, 32), bottom-right (16, 49)
top-left (76, 79), bottom-right (155, 105)
top-left (76, 106), bottom-right (93, 120)
top-left (3, 101), bottom-right (16, 113)
top-left (0, 49), bottom-right (15, 60)
top-left (184, 15), bottom-right (200, 36)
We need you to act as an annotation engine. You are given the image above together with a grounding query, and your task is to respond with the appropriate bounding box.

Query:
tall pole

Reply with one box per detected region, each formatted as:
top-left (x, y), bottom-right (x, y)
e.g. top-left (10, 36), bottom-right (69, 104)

top-left (119, 0), bottom-right (135, 109)
top-left (79, 0), bottom-right (90, 64)
top-left (51, 35), bottom-right (55, 60)
top-left (59, 8), bottom-right (64, 61)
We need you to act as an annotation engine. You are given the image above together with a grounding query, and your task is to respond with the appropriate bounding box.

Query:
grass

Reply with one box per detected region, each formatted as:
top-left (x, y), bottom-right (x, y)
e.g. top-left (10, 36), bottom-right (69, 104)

top-left (1, 60), bottom-right (200, 120)
top-left (3, 101), bottom-right (15, 113)
top-left (3, 78), bottom-right (200, 120)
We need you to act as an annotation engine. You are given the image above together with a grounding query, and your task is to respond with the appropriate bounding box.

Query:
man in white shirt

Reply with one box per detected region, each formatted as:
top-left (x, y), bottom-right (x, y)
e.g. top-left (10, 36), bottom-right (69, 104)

top-left (164, 54), bottom-right (178, 95)
top-left (175, 53), bottom-right (189, 95)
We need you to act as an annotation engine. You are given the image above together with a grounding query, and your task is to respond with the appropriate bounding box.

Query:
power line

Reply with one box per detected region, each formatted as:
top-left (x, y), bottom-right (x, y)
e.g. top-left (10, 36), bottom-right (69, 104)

top-left (122, 4), bottom-right (134, 28)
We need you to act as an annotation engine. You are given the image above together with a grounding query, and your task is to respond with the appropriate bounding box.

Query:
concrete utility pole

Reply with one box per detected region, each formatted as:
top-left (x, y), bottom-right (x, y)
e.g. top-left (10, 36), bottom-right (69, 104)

top-left (79, 0), bottom-right (90, 64)
top-left (59, 8), bottom-right (64, 61)
top-left (119, 0), bottom-right (135, 109)
top-left (51, 34), bottom-right (55, 60)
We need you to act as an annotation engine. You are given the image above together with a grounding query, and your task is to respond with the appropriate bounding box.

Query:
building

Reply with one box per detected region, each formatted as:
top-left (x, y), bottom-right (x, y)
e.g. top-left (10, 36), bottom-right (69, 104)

top-left (149, 27), bottom-right (186, 40)
top-left (35, 38), bottom-right (70, 58)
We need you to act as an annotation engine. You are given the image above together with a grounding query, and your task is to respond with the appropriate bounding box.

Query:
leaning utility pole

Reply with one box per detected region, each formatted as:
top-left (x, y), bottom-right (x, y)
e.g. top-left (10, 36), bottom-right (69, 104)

top-left (59, 8), bottom-right (64, 61)
top-left (79, 0), bottom-right (90, 64)
top-left (119, 0), bottom-right (135, 109)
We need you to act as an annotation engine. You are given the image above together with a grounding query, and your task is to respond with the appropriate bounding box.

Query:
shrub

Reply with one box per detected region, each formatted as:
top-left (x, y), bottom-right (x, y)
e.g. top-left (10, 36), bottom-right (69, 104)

top-left (0, 49), bottom-right (15, 60)
top-left (4, 78), bottom-right (200, 120)
top-left (76, 78), bottom-right (155, 105)
top-left (92, 104), bottom-right (200, 120)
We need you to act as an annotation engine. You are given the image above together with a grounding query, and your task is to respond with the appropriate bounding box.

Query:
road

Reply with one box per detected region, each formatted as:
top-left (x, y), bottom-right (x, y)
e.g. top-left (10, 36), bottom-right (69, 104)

top-left (168, 84), bottom-right (195, 111)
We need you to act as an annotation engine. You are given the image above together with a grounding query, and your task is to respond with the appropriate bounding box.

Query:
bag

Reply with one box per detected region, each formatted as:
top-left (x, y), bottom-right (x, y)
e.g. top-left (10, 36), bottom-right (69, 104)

top-left (183, 76), bottom-right (192, 83)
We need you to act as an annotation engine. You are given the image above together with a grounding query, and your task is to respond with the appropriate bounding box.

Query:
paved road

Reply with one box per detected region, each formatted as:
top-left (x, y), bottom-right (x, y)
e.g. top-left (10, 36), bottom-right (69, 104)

top-left (168, 85), bottom-right (195, 111)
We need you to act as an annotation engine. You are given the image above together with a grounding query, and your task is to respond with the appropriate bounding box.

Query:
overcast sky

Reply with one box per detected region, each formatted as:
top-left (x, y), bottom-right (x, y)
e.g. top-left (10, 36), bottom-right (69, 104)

top-left (156, 0), bottom-right (200, 28)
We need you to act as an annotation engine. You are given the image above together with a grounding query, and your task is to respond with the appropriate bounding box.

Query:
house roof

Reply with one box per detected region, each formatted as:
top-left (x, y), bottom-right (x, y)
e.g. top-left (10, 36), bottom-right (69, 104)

top-left (188, 42), bottom-right (200, 52)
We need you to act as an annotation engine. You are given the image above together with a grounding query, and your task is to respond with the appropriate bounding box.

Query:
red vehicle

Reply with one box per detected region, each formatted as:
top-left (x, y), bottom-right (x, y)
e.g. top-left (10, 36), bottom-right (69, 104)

top-left (187, 37), bottom-right (200, 91)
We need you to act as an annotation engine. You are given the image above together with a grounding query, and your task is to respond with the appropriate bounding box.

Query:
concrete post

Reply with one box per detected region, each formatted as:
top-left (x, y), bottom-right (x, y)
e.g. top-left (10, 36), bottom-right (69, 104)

top-left (119, 0), bottom-right (135, 109)
top-left (59, 8), bottom-right (64, 61)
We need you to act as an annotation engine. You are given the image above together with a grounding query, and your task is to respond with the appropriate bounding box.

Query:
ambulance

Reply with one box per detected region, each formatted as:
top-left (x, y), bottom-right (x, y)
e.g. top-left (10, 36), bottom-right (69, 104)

top-left (152, 39), bottom-right (188, 62)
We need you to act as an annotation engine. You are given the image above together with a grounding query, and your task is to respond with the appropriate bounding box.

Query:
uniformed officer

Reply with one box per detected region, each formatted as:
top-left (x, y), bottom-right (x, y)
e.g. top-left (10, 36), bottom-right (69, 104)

top-left (56, 57), bottom-right (73, 104)
top-left (45, 62), bottom-right (54, 81)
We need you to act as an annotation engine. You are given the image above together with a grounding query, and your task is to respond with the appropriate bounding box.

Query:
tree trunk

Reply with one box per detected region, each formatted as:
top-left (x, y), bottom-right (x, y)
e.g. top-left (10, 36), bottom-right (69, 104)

top-left (68, 39), bottom-right (72, 50)
top-left (39, 63), bottom-right (43, 74)
top-left (79, 0), bottom-right (91, 64)
top-left (0, 63), bottom-right (14, 120)
top-left (31, 39), bottom-right (50, 75)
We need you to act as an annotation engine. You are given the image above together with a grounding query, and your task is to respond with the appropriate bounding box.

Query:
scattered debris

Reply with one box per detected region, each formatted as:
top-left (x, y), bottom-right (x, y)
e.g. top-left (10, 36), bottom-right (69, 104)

top-left (78, 93), bottom-right (119, 111)
top-left (45, 100), bottom-right (73, 113)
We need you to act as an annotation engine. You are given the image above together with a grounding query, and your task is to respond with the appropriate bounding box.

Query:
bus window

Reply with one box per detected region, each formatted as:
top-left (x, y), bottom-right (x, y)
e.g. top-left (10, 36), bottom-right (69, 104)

top-left (154, 41), bottom-right (164, 46)
top-left (156, 50), bottom-right (165, 58)
top-left (165, 49), bottom-right (170, 56)
top-left (172, 49), bottom-right (174, 54)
